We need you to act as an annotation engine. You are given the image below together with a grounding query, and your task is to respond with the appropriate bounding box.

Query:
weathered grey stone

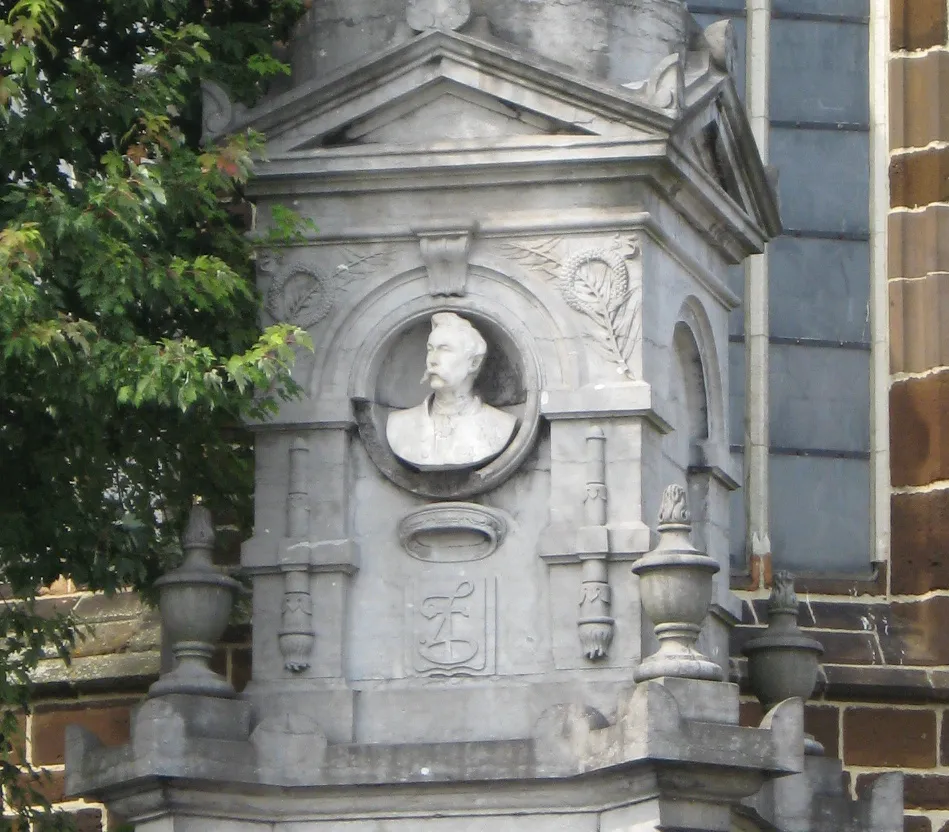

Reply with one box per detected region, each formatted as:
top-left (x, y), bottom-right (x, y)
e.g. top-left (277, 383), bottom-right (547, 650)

top-left (743, 755), bottom-right (904, 832)
top-left (65, 3), bottom-right (899, 831)
top-left (251, 711), bottom-right (327, 782)
top-left (286, 0), bottom-right (694, 91)
top-left (149, 506), bottom-right (241, 699)
top-left (633, 485), bottom-right (723, 683)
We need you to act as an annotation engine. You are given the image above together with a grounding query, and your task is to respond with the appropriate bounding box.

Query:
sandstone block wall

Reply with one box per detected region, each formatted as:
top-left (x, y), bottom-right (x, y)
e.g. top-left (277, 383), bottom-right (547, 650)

top-left (18, 587), bottom-right (249, 831)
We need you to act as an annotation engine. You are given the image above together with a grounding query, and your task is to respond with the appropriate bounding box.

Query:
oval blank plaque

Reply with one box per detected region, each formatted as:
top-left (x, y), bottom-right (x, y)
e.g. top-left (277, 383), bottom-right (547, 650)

top-left (398, 503), bottom-right (509, 562)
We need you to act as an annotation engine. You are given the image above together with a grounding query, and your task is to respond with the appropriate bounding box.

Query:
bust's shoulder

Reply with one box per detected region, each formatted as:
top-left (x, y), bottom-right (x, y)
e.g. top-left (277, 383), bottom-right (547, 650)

top-left (476, 402), bottom-right (517, 434)
top-left (387, 400), bottom-right (428, 435)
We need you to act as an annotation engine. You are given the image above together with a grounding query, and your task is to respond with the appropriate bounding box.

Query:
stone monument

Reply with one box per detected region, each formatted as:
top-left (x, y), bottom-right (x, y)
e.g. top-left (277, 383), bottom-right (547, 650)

top-left (66, 1), bottom-right (902, 830)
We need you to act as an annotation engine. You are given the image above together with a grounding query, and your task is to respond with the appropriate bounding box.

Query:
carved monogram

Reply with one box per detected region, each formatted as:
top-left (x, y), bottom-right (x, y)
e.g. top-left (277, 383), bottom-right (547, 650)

top-left (500, 235), bottom-right (641, 379)
top-left (410, 579), bottom-right (495, 676)
top-left (420, 581), bottom-right (479, 666)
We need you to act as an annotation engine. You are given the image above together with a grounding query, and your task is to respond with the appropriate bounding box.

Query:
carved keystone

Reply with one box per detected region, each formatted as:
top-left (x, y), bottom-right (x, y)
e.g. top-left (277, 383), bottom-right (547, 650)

top-left (414, 223), bottom-right (475, 296)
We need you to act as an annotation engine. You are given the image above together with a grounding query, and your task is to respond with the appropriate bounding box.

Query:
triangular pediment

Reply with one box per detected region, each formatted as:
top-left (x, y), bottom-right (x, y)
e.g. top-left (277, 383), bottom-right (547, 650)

top-left (332, 82), bottom-right (592, 147)
top-left (665, 47), bottom-right (781, 239)
top-left (204, 24), bottom-right (780, 256)
top-left (205, 29), bottom-right (673, 154)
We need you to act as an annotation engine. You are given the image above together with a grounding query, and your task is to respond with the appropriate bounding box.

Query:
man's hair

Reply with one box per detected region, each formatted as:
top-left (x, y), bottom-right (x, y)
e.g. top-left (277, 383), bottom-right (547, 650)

top-left (430, 312), bottom-right (487, 366)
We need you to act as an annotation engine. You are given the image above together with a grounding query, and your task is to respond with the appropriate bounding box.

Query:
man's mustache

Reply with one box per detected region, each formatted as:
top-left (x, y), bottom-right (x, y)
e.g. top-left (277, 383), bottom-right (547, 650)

top-left (421, 369), bottom-right (442, 385)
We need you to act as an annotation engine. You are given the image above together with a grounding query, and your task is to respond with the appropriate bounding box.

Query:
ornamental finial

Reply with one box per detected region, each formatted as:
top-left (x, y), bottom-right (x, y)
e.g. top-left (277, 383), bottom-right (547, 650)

top-left (657, 484), bottom-right (690, 526)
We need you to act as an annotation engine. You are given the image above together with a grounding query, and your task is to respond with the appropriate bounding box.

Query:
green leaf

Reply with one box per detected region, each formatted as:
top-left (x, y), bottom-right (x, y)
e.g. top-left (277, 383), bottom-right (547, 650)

top-left (0, 0), bottom-right (311, 822)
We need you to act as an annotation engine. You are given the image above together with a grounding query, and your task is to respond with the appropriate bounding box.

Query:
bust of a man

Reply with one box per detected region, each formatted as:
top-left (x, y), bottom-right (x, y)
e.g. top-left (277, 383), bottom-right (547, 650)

top-left (386, 312), bottom-right (517, 470)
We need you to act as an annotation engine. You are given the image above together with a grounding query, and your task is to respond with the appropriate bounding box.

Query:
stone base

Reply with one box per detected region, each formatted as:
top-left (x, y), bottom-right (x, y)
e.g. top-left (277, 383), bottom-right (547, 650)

top-left (634, 655), bottom-right (725, 683)
top-left (63, 678), bottom-right (902, 832)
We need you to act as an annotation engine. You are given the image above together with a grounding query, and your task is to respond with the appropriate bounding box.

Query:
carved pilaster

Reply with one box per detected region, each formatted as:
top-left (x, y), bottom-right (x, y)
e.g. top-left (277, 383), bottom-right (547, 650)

top-left (279, 437), bottom-right (315, 673)
top-left (577, 426), bottom-right (614, 660)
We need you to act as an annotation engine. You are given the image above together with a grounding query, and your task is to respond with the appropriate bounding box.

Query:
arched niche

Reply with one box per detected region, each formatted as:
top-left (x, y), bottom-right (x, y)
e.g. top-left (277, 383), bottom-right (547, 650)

top-left (668, 297), bottom-right (731, 561)
top-left (671, 296), bottom-right (725, 451)
top-left (320, 265), bottom-right (579, 498)
top-left (673, 321), bottom-right (709, 449)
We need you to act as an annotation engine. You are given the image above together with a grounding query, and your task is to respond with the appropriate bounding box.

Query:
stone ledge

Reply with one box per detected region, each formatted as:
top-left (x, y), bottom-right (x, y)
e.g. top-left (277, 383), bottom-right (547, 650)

top-left (30, 651), bottom-right (161, 696)
top-left (738, 593), bottom-right (949, 668)
top-left (67, 682), bottom-right (801, 796)
top-left (734, 658), bottom-right (949, 703)
top-left (731, 564), bottom-right (888, 596)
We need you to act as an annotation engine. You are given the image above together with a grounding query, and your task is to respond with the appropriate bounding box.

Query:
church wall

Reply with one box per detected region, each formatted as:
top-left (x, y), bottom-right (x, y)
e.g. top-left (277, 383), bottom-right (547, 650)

top-left (734, 6), bottom-right (949, 831)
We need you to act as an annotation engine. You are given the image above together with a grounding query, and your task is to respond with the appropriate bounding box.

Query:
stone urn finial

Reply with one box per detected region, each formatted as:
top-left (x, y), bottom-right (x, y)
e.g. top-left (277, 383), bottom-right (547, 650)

top-left (742, 571), bottom-right (825, 754)
top-left (632, 485), bottom-right (723, 682)
top-left (148, 503), bottom-right (241, 699)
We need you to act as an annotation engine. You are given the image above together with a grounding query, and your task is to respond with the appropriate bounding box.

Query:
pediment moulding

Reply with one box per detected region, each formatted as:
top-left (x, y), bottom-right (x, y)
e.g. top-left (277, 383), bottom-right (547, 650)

top-left (285, 0), bottom-right (707, 95)
top-left (205, 15), bottom-right (747, 143)
top-left (205, 17), bottom-right (778, 250)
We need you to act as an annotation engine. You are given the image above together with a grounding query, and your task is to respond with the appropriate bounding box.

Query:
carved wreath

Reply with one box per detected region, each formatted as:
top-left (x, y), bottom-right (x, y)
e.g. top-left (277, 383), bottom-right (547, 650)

top-left (500, 236), bottom-right (641, 379)
top-left (559, 247), bottom-right (637, 378)
top-left (265, 264), bottom-right (333, 330)
top-left (261, 249), bottom-right (390, 329)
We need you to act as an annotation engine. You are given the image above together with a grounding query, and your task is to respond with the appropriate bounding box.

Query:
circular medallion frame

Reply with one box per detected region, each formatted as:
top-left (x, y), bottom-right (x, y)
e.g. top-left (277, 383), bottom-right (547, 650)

top-left (351, 301), bottom-right (541, 500)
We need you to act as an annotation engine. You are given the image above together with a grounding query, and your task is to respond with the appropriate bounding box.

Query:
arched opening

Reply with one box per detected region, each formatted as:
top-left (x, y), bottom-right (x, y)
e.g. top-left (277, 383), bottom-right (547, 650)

top-left (674, 321), bottom-right (710, 449)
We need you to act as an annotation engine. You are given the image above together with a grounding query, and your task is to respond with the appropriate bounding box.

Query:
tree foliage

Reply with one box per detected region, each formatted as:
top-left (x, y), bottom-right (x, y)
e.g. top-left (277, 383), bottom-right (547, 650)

top-left (0, 0), bottom-right (309, 822)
